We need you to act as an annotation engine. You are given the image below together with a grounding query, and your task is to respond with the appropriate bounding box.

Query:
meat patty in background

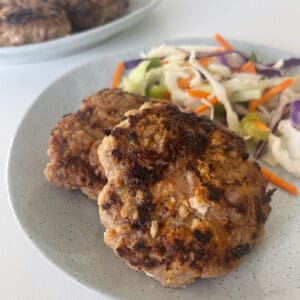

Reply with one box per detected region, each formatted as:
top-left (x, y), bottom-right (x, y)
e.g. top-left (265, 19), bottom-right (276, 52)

top-left (65, 0), bottom-right (129, 31)
top-left (98, 102), bottom-right (273, 288)
top-left (0, 0), bottom-right (129, 46)
top-left (0, 1), bottom-right (71, 46)
top-left (44, 89), bottom-right (146, 201)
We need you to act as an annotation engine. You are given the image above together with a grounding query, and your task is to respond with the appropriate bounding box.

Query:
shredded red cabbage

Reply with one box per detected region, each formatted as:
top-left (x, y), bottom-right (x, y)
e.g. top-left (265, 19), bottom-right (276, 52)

top-left (278, 58), bottom-right (300, 69)
top-left (125, 46), bottom-right (300, 74)
top-left (123, 50), bottom-right (235, 70)
top-left (218, 53), bottom-right (245, 69)
top-left (256, 68), bottom-right (282, 77)
top-left (291, 99), bottom-right (300, 130)
top-left (256, 58), bottom-right (300, 76)
top-left (252, 57), bottom-right (300, 77)
top-left (218, 55), bottom-right (228, 66)
top-left (124, 58), bottom-right (149, 70)
top-left (255, 63), bottom-right (282, 77)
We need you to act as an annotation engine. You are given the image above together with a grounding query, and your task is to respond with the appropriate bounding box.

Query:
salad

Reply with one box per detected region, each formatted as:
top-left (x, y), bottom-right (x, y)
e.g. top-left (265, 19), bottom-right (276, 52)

top-left (111, 34), bottom-right (300, 196)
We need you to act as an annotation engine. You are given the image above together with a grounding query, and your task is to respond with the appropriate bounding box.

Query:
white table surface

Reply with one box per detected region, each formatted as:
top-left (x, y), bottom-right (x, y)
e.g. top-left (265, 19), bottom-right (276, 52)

top-left (1, 0), bottom-right (300, 299)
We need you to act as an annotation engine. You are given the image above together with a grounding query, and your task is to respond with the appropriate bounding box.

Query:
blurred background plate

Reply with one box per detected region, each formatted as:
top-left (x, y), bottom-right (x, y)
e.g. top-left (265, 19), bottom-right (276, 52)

top-left (0, 0), bottom-right (159, 65)
top-left (7, 39), bottom-right (300, 299)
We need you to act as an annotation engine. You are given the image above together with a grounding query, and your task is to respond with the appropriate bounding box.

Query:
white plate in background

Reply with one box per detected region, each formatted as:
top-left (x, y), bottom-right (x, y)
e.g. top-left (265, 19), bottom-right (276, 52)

top-left (0, 0), bottom-right (160, 65)
top-left (7, 39), bottom-right (300, 299)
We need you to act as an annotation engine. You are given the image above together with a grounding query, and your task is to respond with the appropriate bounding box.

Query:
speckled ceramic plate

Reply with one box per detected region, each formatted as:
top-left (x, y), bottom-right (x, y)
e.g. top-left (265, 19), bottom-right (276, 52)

top-left (0, 0), bottom-right (159, 65)
top-left (7, 39), bottom-right (300, 299)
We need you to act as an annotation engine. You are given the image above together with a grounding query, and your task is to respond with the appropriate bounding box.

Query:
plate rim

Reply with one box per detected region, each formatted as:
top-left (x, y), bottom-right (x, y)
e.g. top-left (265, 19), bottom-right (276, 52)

top-left (6, 37), bottom-right (300, 297)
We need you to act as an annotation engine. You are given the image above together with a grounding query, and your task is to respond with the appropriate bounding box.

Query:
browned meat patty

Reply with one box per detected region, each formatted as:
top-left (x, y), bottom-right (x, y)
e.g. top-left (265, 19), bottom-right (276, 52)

top-left (44, 89), bottom-right (146, 201)
top-left (0, 1), bottom-right (70, 46)
top-left (64, 0), bottom-right (129, 31)
top-left (0, 0), bottom-right (128, 46)
top-left (98, 102), bottom-right (273, 288)
top-left (0, 2), bottom-right (71, 46)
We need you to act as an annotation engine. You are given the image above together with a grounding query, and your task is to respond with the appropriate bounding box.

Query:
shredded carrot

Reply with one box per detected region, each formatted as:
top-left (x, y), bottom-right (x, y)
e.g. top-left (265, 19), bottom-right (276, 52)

top-left (187, 89), bottom-right (211, 98)
top-left (249, 78), bottom-right (294, 112)
top-left (252, 120), bottom-right (270, 132)
top-left (162, 60), bottom-right (169, 65)
top-left (240, 61), bottom-right (256, 74)
top-left (111, 61), bottom-right (125, 88)
top-left (198, 57), bottom-right (212, 67)
top-left (248, 101), bottom-right (256, 112)
top-left (187, 88), bottom-right (220, 114)
top-left (261, 167), bottom-right (298, 196)
top-left (195, 96), bottom-right (220, 114)
top-left (213, 33), bottom-right (233, 51)
top-left (177, 78), bottom-right (190, 89)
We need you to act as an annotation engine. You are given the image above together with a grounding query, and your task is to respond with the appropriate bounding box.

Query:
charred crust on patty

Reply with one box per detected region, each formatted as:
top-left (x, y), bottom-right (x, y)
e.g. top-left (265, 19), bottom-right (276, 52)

top-left (101, 192), bottom-right (122, 211)
top-left (231, 244), bottom-right (250, 260)
top-left (110, 127), bottom-right (127, 139)
top-left (127, 131), bottom-right (138, 141)
top-left (98, 102), bottom-right (273, 287)
top-left (125, 165), bottom-right (162, 189)
top-left (111, 148), bottom-right (123, 162)
top-left (203, 183), bottom-right (224, 202)
top-left (44, 89), bottom-right (146, 200)
top-left (193, 229), bottom-right (213, 244)
top-left (131, 194), bottom-right (156, 230)
top-left (132, 241), bottom-right (150, 252)
top-left (102, 128), bottom-right (111, 136)
top-left (116, 245), bottom-right (160, 269)
top-left (222, 220), bottom-right (235, 232)
top-left (262, 188), bottom-right (276, 203)
top-left (186, 162), bottom-right (201, 178)
top-left (255, 197), bottom-right (267, 224)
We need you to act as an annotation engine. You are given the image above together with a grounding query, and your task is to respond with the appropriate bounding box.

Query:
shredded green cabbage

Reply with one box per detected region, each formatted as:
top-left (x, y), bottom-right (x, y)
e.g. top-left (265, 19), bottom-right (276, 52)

top-left (240, 112), bottom-right (269, 141)
top-left (189, 51), bottom-right (239, 132)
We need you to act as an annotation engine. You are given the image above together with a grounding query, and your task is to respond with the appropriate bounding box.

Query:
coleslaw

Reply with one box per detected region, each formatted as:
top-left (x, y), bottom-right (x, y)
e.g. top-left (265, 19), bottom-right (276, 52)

top-left (115, 34), bottom-right (300, 191)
